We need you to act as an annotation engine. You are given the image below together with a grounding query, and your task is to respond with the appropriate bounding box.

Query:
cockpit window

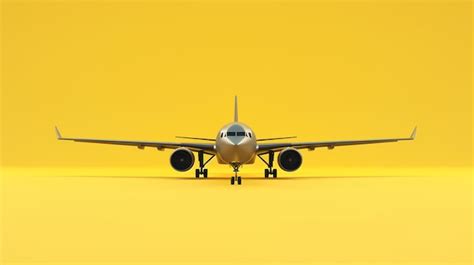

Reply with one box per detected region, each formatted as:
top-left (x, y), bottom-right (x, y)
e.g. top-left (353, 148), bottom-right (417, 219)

top-left (248, 132), bottom-right (252, 138)
top-left (220, 132), bottom-right (223, 138)
top-left (227, 131), bottom-right (246, 137)
top-left (226, 124), bottom-right (247, 143)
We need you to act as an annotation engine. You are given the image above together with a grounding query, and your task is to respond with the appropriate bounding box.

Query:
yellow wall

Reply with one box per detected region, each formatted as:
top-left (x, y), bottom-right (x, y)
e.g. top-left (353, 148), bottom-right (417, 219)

top-left (1, 1), bottom-right (471, 172)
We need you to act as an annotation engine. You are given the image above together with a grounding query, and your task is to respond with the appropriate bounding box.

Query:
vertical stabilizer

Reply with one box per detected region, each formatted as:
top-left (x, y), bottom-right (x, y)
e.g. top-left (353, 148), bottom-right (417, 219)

top-left (234, 96), bottom-right (238, 122)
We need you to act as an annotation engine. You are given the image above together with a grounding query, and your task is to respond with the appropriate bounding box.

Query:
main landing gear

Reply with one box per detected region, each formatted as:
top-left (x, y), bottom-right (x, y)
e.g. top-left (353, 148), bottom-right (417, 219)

top-left (195, 151), bottom-right (214, 178)
top-left (258, 151), bottom-right (278, 178)
top-left (230, 163), bottom-right (242, 185)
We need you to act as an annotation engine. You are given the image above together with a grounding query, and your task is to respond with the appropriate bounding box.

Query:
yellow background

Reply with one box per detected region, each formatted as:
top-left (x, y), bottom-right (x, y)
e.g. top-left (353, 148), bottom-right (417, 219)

top-left (1, 1), bottom-right (472, 265)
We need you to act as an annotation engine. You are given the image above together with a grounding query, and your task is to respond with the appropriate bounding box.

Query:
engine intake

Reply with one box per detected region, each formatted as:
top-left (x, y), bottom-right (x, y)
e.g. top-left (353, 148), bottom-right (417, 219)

top-left (170, 148), bottom-right (195, 171)
top-left (278, 148), bottom-right (302, 172)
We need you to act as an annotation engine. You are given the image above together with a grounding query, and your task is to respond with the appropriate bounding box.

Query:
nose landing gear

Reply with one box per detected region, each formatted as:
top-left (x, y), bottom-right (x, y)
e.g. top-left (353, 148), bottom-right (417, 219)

top-left (230, 163), bottom-right (242, 185)
top-left (195, 151), bottom-right (214, 178)
top-left (230, 175), bottom-right (242, 185)
top-left (258, 151), bottom-right (278, 178)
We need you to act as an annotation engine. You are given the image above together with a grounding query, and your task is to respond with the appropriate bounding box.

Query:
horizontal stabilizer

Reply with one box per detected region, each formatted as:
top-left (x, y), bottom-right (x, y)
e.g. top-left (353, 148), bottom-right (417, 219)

top-left (257, 136), bottom-right (297, 142)
top-left (176, 136), bottom-right (215, 142)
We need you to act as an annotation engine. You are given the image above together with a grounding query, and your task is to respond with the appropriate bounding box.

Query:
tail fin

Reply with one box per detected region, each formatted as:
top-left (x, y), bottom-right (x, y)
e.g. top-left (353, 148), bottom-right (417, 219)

top-left (234, 95), bottom-right (238, 122)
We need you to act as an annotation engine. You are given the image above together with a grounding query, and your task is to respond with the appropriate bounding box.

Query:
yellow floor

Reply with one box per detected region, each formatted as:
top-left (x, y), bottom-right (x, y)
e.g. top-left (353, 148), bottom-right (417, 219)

top-left (1, 168), bottom-right (472, 265)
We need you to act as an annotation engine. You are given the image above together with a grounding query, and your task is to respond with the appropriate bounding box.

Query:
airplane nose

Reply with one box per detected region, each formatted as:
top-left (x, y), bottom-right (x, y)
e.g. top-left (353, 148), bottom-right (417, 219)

top-left (227, 137), bottom-right (243, 146)
top-left (229, 139), bottom-right (239, 146)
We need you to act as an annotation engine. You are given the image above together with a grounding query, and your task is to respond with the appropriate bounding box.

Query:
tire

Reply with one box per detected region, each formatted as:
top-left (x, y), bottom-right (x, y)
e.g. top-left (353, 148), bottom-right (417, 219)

top-left (272, 169), bottom-right (277, 178)
top-left (195, 168), bottom-right (200, 178)
top-left (237, 176), bottom-right (242, 185)
top-left (230, 176), bottom-right (235, 185)
top-left (203, 169), bottom-right (208, 178)
top-left (264, 169), bottom-right (269, 178)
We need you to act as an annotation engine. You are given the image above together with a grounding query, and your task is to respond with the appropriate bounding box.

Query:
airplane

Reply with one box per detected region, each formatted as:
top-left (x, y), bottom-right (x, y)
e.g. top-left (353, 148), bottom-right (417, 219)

top-left (55, 96), bottom-right (416, 185)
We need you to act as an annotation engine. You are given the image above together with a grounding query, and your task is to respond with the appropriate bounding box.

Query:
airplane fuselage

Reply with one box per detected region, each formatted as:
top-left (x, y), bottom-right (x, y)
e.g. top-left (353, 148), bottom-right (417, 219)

top-left (215, 122), bottom-right (257, 165)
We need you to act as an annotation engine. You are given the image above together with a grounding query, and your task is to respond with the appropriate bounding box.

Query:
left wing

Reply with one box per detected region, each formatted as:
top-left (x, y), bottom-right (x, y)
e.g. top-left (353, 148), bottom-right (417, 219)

top-left (55, 127), bottom-right (215, 154)
top-left (257, 127), bottom-right (416, 154)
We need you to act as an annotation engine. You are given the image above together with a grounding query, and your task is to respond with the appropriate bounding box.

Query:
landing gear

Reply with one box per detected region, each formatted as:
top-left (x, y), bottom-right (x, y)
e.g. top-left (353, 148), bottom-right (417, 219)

top-left (264, 168), bottom-right (277, 178)
top-left (258, 151), bottom-right (278, 178)
top-left (230, 163), bottom-right (242, 185)
top-left (230, 176), bottom-right (242, 185)
top-left (195, 168), bottom-right (208, 178)
top-left (195, 151), bottom-right (214, 178)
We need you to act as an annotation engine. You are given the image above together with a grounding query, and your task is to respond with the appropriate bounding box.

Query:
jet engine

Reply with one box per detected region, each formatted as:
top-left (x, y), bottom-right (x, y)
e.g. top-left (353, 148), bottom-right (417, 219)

top-left (278, 148), bottom-right (302, 172)
top-left (170, 148), bottom-right (195, 171)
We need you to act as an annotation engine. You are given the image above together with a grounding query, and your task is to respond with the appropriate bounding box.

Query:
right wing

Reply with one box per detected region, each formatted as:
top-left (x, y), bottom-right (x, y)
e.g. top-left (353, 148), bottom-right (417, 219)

top-left (257, 136), bottom-right (297, 142)
top-left (55, 127), bottom-right (215, 154)
top-left (257, 127), bottom-right (417, 154)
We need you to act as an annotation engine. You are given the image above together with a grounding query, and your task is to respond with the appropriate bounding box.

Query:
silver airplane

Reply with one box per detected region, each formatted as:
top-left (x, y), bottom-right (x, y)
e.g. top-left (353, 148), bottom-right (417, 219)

top-left (55, 96), bottom-right (416, 185)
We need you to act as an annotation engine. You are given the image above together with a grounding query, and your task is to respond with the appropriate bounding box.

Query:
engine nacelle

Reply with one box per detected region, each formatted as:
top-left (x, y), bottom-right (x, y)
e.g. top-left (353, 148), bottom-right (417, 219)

top-left (170, 148), bottom-right (195, 172)
top-left (278, 148), bottom-right (302, 172)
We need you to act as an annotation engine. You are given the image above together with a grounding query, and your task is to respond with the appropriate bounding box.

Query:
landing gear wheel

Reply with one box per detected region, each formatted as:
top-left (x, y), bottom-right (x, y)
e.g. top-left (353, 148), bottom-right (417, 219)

top-left (195, 168), bottom-right (208, 178)
top-left (237, 176), bottom-right (242, 185)
top-left (196, 151), bottom-right (214, 179)
top-left (230, 176), bottom-right (235, 185)
top-left (259, 151), bottom-right (276, 179)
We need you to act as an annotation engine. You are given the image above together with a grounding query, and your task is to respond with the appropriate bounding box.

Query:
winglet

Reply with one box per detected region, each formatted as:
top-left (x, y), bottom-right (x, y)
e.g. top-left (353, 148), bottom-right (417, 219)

top-left (410, 126), bottom-right (417, 140)
top-left (55, 126), bottom-right (63, 139)
top-left (234, 95), bottom-right (238, 122)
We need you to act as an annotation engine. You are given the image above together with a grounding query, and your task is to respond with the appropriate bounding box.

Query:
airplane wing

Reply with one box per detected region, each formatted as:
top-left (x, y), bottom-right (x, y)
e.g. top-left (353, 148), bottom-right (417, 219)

top-left (55, 127), bottom-right (215, 154)
top-left (257, 127), bottom-right (416, 154)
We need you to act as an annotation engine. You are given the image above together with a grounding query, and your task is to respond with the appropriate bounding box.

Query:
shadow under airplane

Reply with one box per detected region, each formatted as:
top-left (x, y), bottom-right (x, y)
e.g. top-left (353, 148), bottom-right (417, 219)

top-left (54, 175), bottom-right (427, 181)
